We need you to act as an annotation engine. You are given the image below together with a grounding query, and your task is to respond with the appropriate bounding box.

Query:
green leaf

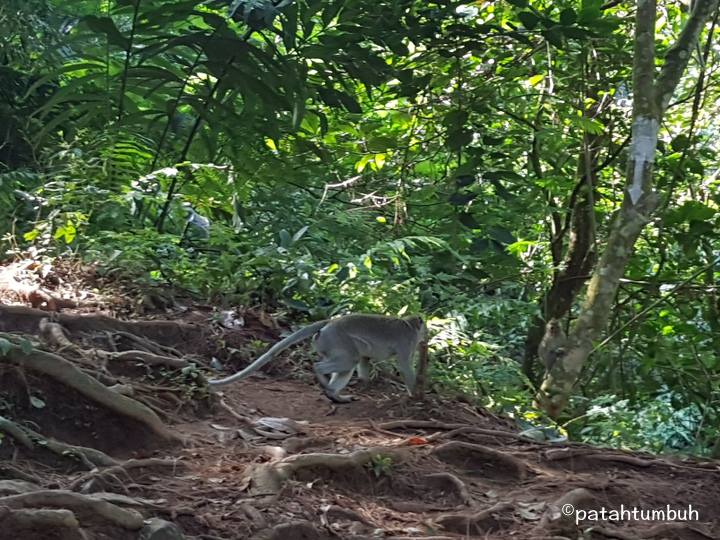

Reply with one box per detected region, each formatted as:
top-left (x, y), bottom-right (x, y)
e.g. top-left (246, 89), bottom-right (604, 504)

top-left (442, 110), bottom-right (469, 129)
top-left (126, 66), bottom-right (181, 83)
top-left (470, 238), bottom-right (501, 253)
top-left (506, 0), bottom-right (529, 7)
top-left (577, 116), bottom-right (605, 135)
top-left (489, 227), bottom-right (517, 245)
top-left (337, 91), bottom-right (362, 114)
top-left (279, 229), bottom-right (291, 248)
top-left (686, 158), bottom-right (704, 175)
top-left (82, 16), bottom-right (130, 49)
top-left (383, 37), bottom-right (409, 56)
top-left (336, 266), bottom-right (350, 282)
top-left (518, 11), bottom-right (539, 30)
top-left (679, 202), bottom-right (716, 222)
top-left (24, 229), bottom-right (41, 241)
top-left (317, 87), bottom-right (342, 108)
top-left (322, 0), bottom-right (344, 26)
top-left (291, 225), bottom-right (309, 243)
top-left (543, 28), bottom-right (564, 47)
top-left (579, 0), bottom-right (603, 23)
top-left (447, 129), bottom-right (473, 150)
top-left (482, 135), bottom-right (504, 146)
top-left (367, 136), bottom-right (396, 152)
top-left (283, 299), bottom-right (310, 311)
top-left (689, 220), bottom-right (714, 236)
top-left (24, 62), bottom-right (106, 99)
top-left (664, 201), bottom-right (716, 225)
top-left (34, 102), bottom-right (105, 145)
top-left (302, 45), bottom-right (335, 60)
top-left (282, 2), bottom-right (298, 49)
top-left (560, 8), bottom-right (578, 25)
top-left (528, 74), bottom-right (545, 86)
top-left (670, 134), bottom-right (691, 152)
top-left (458, 212), bottom-right (481, 229)
top-left (455, 174), bottom-right (475, 187)
top-left (562, 26), bottom-right (592, 39)
top-left (449, 192), bottom-right (477, 205)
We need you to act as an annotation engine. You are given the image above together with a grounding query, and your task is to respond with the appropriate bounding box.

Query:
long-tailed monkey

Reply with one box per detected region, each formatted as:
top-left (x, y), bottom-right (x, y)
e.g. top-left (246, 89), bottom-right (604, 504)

top-left (208, 314), bottom-right (426, 403)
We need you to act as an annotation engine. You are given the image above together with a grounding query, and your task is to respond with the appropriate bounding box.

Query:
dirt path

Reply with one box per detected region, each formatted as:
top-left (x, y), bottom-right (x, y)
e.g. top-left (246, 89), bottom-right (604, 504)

top-left (132, 374), bottom-right (720, 540)
top-left (0, 259), bottom-right (719, 539)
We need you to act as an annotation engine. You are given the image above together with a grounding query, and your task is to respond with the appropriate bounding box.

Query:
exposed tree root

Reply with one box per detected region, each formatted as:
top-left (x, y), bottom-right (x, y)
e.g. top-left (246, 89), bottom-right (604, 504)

top-left (95, 349), bottom-right (190, 369)
top-left (69, 457), bottom-right (183, 492)
top-left (544, 447), bottom-right (718, 472)
top-left (251, 520), bottom-right (331, 540)
top-left (0, 415), bottom-right (34, 450)
top-left (322, 504), bottom-right (372, 525)
top-left (38, 318), bottom-right (75, 350)
top-left (40, 318), bottom-right (190, 371)
top-left (436, 501), bottom-right (515, 534)
top-left (378, 420), bottom-right (469, 431)
top-left (0, 480), bottom-right (40, 495)
top-left (0, 304), bottom-right (205, 348)
top-left (0, 489), bottom-right (144, 529)
top-left (218, 397), bottom-right (253, 423)
top-left (432, 441), bottom-right (529, 480)
top-left (386, 537), bottom-right (455, 540)
top-left (0, 464), bottom-right (42, 484)
top-left (109, 330), bottom-right (183, 357)
top-left (245, 447), bottom-right (407, 495)
top-left (1, 339), bottom-right (178, 441)
top-left (425, 472), bottom-right (471, 505)
top-left (0, 415), bottom-right (117, 468)
top-left (545, 448), bottom-right (652, 467)
top-left (428, 425), bottom-right (531, 443)
top-left (593, 522), bottom-right (716, 540)
top-left (535, 487), bottom-right (596, 536)
top-left (390, 500), bottom-right (454, 513)
top-left (0, 507), bottom-right (79, 531)
top-left (379, 419), bottom-right (529, 443)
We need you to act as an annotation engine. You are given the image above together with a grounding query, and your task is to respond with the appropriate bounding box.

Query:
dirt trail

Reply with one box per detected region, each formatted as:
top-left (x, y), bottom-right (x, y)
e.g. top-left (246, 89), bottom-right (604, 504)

top-left (164, 377), bottom-right (720, 540)
top-left (0, 259), bottom-right (719, 540)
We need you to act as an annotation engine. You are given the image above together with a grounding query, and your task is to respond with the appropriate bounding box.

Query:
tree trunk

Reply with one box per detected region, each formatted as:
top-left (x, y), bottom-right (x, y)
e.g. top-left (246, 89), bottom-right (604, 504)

top-left (535, 0), bottom-right (719, 417)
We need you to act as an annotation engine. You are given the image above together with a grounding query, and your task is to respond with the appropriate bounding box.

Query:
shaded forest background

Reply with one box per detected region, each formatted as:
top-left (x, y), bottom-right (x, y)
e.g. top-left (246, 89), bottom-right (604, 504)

top-left (2, 0), bottom-right (720, 455)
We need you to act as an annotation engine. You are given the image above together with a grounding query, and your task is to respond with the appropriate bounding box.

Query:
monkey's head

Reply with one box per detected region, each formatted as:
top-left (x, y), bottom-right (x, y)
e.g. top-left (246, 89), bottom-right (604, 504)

top-left (404, 315), bottom-right (426, 339)
top-left (545, 319), bottom-right (562, 336)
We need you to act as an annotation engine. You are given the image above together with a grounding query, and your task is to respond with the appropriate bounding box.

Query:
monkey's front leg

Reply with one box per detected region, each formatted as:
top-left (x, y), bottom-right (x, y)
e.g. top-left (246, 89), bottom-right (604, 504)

top-left (396, 352), bottom-right (417, 396)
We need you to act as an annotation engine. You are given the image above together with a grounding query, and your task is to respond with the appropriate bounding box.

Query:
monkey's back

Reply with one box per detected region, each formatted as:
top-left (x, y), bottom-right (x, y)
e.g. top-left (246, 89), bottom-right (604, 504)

top-left (316, 314), bottom-right (420, 359)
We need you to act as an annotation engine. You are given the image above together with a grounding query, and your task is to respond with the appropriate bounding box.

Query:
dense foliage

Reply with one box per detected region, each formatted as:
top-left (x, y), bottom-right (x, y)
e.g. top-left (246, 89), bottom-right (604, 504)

top-left (2, 0), bottom-right (719, 455)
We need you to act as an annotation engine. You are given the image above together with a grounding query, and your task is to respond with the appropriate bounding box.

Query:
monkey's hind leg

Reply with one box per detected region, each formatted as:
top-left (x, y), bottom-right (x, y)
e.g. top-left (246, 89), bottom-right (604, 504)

top-left (314, 352), bottom-right (357, 403)
top-left (324, 370), bottom-right (355, 403)
top-left (356, 358), bottom-right (370, 383)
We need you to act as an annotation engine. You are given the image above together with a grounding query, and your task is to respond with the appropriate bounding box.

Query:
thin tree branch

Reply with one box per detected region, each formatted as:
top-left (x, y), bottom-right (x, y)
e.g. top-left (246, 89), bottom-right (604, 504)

top-left (655, 0), bottom-right (720, 112)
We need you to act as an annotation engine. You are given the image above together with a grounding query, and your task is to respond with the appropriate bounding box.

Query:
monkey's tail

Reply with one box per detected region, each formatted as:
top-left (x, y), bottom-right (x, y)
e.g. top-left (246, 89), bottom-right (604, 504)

top-left (207, 319), bottom-right (329, 387)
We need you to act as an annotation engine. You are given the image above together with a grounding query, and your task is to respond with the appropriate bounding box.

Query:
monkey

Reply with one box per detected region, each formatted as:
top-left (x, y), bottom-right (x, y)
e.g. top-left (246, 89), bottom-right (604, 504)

top-left (208, 314), bottom-right (426, 403)
top-left (537, 319), bottom-right (568, 372)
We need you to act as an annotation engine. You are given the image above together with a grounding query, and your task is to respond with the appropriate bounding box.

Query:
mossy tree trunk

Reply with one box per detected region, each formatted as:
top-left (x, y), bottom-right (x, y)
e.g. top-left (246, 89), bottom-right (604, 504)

top-left (535, 0), bottom-right (720, 417)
